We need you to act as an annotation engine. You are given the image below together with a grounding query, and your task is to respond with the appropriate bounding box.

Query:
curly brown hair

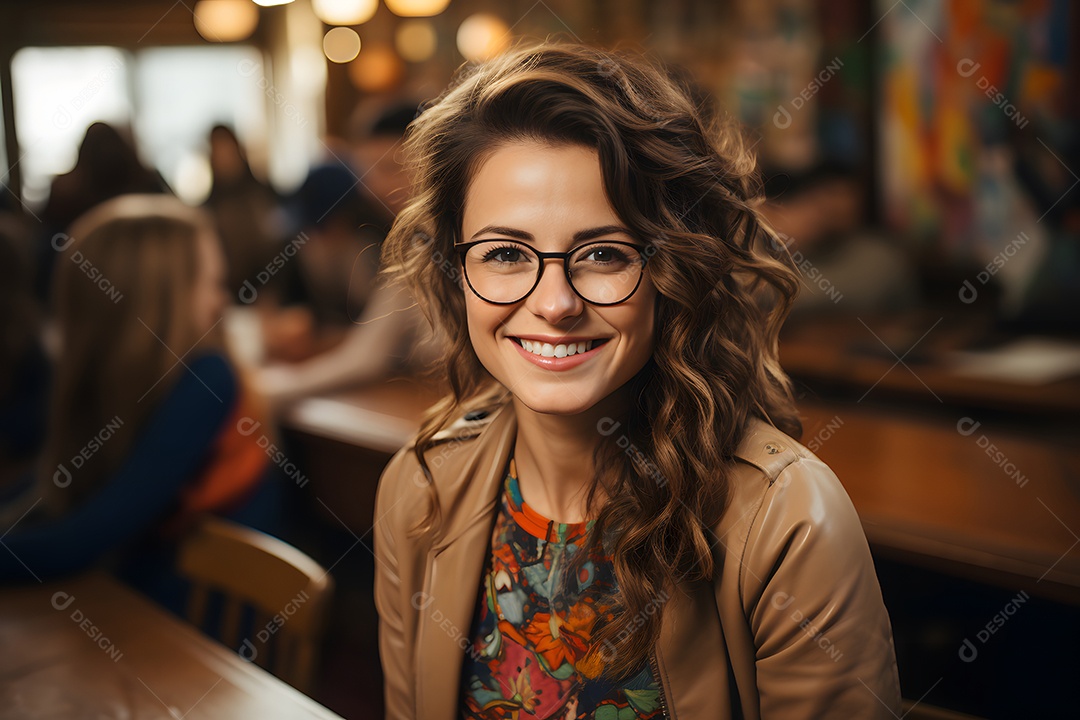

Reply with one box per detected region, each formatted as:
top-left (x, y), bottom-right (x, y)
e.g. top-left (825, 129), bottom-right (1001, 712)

top-left (380, 40), bottom-right (802, 681)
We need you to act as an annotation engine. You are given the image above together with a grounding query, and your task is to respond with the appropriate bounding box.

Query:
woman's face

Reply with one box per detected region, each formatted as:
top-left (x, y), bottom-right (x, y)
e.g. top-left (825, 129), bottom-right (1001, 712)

top-left (461, 141), bottom-right (657, 417)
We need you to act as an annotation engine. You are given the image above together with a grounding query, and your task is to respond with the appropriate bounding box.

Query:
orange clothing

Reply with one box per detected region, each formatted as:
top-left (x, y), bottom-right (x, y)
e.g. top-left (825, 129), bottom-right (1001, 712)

top-left (169, 385), bottom-right (269, 533)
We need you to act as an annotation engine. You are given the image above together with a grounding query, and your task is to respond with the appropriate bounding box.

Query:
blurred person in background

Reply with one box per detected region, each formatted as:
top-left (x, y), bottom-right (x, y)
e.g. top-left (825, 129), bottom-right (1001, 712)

top-left (281, 159), bottom-right (384, 329)
top-left (0, 208), bottom-right (49, 515)
top-left (248, 159), bottom-right (385, 367)
top-left (0, 195), bottom-right (276, 612)
top-left (37, 122), bottom-right (168, 301)
top-left (254, 103), bottom-right (438, 408)
top-left (255, 276), bottom-right (437, 408)
top-left (203, 124), bottom-right (280, 301)
top-left (348, 101), bottom-right (416, 220)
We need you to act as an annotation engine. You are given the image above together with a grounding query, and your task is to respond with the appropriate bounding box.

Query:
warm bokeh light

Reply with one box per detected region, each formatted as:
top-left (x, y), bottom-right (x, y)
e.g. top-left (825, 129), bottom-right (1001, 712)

top-left (394, 20), bottom-right (437, 62)
top-left (456, 13), bottom-right (510, 62)
top-left (348, 45), bottom-right (403, 92)
top-left (193, 0), bottom-right (259, 42)
top-left (323, 26), bottom-right (362, 63)
top-left (384, 0), bottom-right (451, 19)
top-left (312, 0), bottom-right (378, 26)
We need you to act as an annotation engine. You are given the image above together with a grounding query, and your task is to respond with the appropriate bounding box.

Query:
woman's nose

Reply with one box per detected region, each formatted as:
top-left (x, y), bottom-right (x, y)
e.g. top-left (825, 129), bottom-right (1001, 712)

top-left (524, 259), bottom-right (584, 323)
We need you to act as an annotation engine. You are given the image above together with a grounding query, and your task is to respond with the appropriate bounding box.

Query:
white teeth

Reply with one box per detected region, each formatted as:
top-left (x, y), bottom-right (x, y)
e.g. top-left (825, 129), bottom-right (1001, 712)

top-left (517, 339), bottom-right (600, 357)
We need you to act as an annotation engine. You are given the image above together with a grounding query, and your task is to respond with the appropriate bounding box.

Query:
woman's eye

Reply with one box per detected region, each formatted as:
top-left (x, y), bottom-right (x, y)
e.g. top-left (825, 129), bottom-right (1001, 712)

top-left (582, 247), bottom-right (629, 264)
top-left (482, 246), bottom-right (526, 263)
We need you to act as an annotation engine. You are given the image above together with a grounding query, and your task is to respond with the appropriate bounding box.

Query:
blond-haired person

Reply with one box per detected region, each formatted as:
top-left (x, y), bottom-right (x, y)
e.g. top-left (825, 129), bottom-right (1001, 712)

top-left (1, 196), bottom-right (271, 607)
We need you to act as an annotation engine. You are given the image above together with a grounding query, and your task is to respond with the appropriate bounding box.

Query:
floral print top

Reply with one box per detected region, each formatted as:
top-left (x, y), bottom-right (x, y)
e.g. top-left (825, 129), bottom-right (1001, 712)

top-left (459, 456), bottom-right (664, 719)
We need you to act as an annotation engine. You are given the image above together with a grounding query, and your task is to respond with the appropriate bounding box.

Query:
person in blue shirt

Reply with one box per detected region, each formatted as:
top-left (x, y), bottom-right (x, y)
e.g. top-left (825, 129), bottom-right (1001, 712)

top-left (1, 195), bottom-right (271, 600)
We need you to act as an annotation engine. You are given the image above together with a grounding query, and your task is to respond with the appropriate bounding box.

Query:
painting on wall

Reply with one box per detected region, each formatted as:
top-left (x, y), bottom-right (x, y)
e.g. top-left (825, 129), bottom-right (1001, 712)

top-left (878, 0), bottom-right (1074, 315)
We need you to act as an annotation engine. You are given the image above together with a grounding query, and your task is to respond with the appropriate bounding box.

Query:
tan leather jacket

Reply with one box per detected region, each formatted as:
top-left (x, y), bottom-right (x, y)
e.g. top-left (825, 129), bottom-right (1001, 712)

top-left (374, 404), bottom-right (902, 719)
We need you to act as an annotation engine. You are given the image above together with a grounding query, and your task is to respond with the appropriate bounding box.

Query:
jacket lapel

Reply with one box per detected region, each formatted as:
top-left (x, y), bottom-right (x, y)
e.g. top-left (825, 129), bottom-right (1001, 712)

top-left (415, 406), bottom-right (517, 720)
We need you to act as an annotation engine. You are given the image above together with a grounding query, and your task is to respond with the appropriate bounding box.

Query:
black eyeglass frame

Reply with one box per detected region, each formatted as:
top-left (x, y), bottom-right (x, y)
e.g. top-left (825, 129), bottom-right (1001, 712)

top-left (454, 239), bottom-right (651, 306)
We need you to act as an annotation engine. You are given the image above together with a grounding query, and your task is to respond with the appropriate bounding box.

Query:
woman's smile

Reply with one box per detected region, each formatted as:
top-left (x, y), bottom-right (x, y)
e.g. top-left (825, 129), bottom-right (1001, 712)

top-left (507, 334), bottom-right (611, 370)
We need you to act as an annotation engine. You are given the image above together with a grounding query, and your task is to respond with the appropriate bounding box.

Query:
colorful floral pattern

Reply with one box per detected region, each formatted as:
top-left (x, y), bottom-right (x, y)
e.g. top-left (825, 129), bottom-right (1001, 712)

top-left (459, 457), bottom-right (663, 719)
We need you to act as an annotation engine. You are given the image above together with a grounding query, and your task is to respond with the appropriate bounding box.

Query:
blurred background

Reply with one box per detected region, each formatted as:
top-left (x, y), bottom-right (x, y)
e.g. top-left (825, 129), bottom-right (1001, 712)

top-left (0, 1), bottom-right (1077, 719)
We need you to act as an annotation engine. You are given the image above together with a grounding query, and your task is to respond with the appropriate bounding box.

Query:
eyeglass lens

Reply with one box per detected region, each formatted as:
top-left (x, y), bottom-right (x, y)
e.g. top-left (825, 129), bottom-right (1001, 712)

top-left (462, 240), bottom-right (645, 305)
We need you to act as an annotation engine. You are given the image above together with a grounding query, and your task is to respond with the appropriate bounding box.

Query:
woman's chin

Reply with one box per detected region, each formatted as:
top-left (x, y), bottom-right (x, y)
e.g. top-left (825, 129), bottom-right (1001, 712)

top-left (511, 391), bottom-right (600, 419)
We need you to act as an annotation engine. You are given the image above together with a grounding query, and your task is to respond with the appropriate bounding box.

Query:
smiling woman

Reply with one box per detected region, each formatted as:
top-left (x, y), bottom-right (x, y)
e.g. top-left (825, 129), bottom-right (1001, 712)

top-left (374, 41), bottom-right (901, 719)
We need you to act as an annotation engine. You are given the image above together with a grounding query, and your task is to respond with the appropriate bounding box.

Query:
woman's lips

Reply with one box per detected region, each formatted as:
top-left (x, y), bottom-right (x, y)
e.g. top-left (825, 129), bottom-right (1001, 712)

top-left (508, 336), bottom-right (609, 370)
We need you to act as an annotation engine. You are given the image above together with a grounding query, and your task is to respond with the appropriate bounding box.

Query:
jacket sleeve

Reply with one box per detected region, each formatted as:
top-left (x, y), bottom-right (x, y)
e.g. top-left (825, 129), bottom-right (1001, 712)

top-left (0, 354), bottom-right (237, 583)
top-left (374, 447), bottom-right (417, 719)
top-left (740, 454), bottom-right (902, 718)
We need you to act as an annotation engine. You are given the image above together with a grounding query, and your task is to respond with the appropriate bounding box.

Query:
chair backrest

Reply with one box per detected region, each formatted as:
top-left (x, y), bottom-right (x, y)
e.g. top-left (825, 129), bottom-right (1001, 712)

top-left (177, 516), bottom-right (334, 694)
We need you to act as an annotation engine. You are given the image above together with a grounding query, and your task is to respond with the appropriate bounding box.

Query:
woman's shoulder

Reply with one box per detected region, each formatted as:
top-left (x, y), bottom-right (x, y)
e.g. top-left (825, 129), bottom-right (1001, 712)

top-left (184, 351), bottom-right (237, 392)
top-left (384, 404), bottom-right (501, 467)
top-left (374, 403), bottom-right (512, 522)
top-left (727, 417), bottom-right (850, 507)
top-left (718, 418), bottom-right (901, 715)
top-left (171, 351), bottom-right (238, 407)
top-left (719, 418), bottom-right (867, 574)
top-left (142, 351), bottom-right (239, 434)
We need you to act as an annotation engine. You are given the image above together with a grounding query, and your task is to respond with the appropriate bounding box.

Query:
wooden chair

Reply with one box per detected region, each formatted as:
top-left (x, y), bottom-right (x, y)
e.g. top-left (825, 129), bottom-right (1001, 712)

top-left (177, 517), bottom-right (334, 694)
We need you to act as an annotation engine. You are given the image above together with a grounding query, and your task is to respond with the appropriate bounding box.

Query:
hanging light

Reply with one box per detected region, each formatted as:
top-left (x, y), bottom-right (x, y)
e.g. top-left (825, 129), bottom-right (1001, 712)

top-left (323, 26), bottom-right (362, 63)
top-left (312, 0), bottom-right (378, 26)
top-left (349, 45), bottom-right (403, 92)
top-left (456, 13), bottom-right (509, 62)
top-left (394, 20), bottom-right (437, 62)
top-left (384, 0), bottom-right (451, 18)
top-left (193, 0), bottom-right (259, 42)
top-left (252, 0), bottom-right (294, 6)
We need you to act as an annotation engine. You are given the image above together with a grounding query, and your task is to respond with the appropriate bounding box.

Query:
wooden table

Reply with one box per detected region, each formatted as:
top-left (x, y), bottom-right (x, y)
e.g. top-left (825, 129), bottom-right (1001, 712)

top-left (0, 573), bottom-right (343, 719)
top-left (800, 402), bottom-right (1080, 604)
top-left (782, 314), bottom-right (1080, 603)
top-left (281, 376), bottom-right (445, 534)
top-left (283, 375), bottom-right (444, 455)
top-left (780, 313), bottom-right (1080, 417)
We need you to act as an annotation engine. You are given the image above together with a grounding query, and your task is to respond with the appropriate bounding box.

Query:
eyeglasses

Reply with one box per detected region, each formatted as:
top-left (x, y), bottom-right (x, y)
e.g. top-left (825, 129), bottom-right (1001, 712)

top-left (455, 239), bottom-right (649, 305)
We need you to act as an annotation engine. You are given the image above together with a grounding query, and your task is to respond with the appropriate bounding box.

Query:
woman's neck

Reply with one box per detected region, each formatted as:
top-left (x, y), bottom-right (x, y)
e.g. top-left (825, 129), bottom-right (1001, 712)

top-left (510, 389), bottom-right (629, 524)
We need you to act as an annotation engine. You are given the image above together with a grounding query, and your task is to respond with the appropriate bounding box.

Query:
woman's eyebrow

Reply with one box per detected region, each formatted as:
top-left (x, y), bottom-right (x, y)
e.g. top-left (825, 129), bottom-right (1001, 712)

top-left (469, 225), bottom-right (532, 241)
top-left (468, 224), bottom-right (633, 242)
top-left (572, 225), bottom-right (633, 242)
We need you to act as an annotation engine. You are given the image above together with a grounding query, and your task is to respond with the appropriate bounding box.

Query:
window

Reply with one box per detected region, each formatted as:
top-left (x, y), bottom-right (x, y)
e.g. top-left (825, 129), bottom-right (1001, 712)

top-left (11, 47), bottom-right (131, 207)
top-left (10, 44), bottom-right (318, 208)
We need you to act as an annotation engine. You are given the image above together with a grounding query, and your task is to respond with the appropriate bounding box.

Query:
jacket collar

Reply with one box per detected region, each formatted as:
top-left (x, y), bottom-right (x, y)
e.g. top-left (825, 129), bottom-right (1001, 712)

top-left (415, 404), bottom-right (517, 719)
top-left (428, 403), bottom-right (517, 552)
